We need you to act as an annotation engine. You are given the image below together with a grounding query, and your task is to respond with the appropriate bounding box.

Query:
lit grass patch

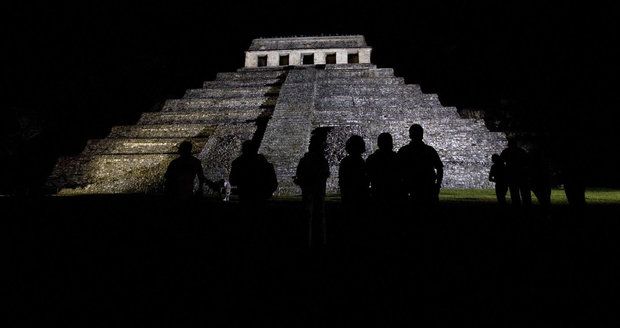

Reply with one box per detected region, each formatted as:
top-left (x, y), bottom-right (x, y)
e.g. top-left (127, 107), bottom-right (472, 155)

top-left (276, 189), bottom-right (620, 204)
top-left (440, 188), bottom-right (620, 204)
top-left (439, 189), bottom-right (497, 203)
top-left (583, 189), bottom-right (620, 204)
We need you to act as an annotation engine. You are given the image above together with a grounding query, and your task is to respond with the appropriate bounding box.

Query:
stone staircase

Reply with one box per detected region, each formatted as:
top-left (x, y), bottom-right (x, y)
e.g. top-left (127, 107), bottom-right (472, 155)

top-left (259, 69), bottom-right (317, 194)
top-left (47, 68), bottom-right (289, 194)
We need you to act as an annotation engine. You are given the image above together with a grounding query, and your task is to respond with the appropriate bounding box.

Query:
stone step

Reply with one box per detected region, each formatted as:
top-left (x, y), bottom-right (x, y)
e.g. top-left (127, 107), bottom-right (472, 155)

top-left (48, 155), bottom-right (90, 184)
top-left (316, 84), bottom-right (421, 96)
top-left (316, 68), bottom-right (394, 78)
top-left (315, 96), bottom-right (444, 109)
top-left (203, 79), bottom-right (284, 88)
top-left (370, 109), bottom-right (461, 123)
top-left (317, 77), bottom-right (405, 85)
top-left (216, 70), bottom-right (288, 80)
top-left (162, 97), bottom-right (278, 111)
top-left (84, 138), bottom-right (209, 155)
top-left (47, 153), bottom-right (176, 193)
top-left (370, 114), bottom-right (490, 132)
top-left (138, 108), bottom-right (270, 125)
top-left (237, 66), bottom-right (295, 72)
top-left (309, 108), bottom-right (462, 129)
top-left (81, 154), bottom-right (173, 177)
top-left (236, 64), bottom-right (377, 72)
top-left (183, 86), bottom-right (281, 98)
top-left (214, 75), bottom-right (288, 83)
top-left (324, 63), bottom-right (377, 70)
top-left (109, 124), bottom-right (216, 138)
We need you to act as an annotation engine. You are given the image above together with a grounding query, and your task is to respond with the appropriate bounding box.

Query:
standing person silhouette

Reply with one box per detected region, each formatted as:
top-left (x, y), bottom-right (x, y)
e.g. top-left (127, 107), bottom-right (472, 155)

top-left (338, 135), bottom-right (370, 205)
top-left (164, 140), bottom-right (207, 199)
top-left (339, 135), bottom-right (370, 247)
top-left (366, 132), bottom-right (402, 205)
top-left (500, 139), bottom-right (531, 208)
top-left (229, 140), bottom-right (278, 204)
top-left (561, 154), bottom-right (586, 209)
top-left (366, 132), bottom-right (403, 243)
top-left (397, 124), bottom-right (444, 205)
top-left (230, 140), bottom-right (278, 246)
top-left (295, 134), bottom-right (330, 247)
top-left (489, 153), bottom-right (508, 206)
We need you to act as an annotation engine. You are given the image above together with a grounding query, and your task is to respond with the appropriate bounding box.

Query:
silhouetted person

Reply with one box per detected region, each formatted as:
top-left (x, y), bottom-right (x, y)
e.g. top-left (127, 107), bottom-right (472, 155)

top-left (397, 124), bottom-right (444, 205)
top-left (164, 140), bottom-right (206, 199)
top-left (529, 148), bottom-right (551, 212)
top-left (295, 134), bottom-right (330, 247)
top-left (221, 180), bottom-right (232, 202)
top-left (562, 157), bottom-right (586, 209)
top-left (500, 139), bottom-right (531, 208)
top-left (229, 140), bottom-right (278, 204)
top-left (489, 153), bottom-right (508, 206)
top-left (339, 135), bottom-right (370, 205)
top-left (367, 132), bottom-right (402, 205)
top-left (338, 135), bottom-right (370, 248)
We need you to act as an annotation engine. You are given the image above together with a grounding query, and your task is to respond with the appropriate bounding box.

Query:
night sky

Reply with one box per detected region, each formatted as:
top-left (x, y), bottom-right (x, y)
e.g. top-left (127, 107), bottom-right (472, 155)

top-left (3, 2), bottom-right (620, 191)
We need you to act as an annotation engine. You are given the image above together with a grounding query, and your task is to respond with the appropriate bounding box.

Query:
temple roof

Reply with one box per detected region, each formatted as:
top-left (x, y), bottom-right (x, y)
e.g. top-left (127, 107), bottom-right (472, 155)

top-left (248, 35), bottom-right (368, 51)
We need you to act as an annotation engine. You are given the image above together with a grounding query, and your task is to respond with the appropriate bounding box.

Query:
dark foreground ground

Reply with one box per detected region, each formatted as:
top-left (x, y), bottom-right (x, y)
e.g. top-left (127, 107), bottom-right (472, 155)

top-left (6, 196), bottom-right (620, 327)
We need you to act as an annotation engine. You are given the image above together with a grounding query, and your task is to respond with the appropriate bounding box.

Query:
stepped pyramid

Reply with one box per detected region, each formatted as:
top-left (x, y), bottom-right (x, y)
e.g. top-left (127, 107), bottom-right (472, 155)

top-left (48, 35), bottom-right (506, 195)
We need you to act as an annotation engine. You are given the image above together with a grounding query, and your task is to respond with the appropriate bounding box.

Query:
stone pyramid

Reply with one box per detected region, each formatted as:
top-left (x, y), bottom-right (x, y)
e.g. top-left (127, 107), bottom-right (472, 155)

top-left (47, 35), bottom-right (506, 195)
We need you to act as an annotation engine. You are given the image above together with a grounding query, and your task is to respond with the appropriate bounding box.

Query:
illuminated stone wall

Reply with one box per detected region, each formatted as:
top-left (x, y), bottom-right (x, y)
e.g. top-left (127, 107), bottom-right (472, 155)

top-left (244, 36), bottom-right (371, 68)
top-left (260, 65), bottom-right (506, 194)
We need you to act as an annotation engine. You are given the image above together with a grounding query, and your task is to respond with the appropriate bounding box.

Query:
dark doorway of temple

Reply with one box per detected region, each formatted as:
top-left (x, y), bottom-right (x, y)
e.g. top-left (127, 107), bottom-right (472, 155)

top-left (279, 55), bottom-right (289, 66)
top-left (326, 53), bottom-right (337, 64)
top-left (257, 55), bottom-right (268, 67)
top-left (303, 54), bottom-right (314, 65)
top-left (347, 53), bottom-right (359, 64)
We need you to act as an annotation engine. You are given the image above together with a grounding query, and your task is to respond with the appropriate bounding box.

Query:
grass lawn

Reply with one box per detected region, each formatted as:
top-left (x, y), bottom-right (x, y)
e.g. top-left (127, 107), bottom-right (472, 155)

top-left (277, 188), bottom-right (620, 204)
top-left (440, 188), bottom-right (620, 204)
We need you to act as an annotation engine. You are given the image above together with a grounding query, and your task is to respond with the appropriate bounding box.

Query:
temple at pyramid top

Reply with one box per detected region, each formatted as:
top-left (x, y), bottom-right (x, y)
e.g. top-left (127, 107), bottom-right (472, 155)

top-left (245, 35), bottom-right (372, 68)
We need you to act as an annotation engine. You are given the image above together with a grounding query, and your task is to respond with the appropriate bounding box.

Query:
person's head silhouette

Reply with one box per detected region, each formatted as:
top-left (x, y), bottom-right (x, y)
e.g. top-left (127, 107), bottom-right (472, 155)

top-left (345, 135), bottom-right (366, 156)
top-left (241, 140), bottom-right (258, 156)
top-left (377, 132), bottom-right (393, 151)
top-left (178, 140), bottom-right (193, 157)
top-left (492, 153), bottom-right (502, 164)
top-left (409, 124), bottom-right (423, 142)
top-left (308, 134), bottom-right (326, 154)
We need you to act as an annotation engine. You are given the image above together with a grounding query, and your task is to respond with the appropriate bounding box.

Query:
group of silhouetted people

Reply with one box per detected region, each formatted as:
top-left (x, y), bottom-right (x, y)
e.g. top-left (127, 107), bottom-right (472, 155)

top-left (163, 124), bottom-right (446, 247)
top-left (164, 123), bottom-right (586, 247)
top-left (489, 139), bottom-right (585, 211)
top-left (333, 124), bottom-right (444, 206)
top-left (327, 124), bottom-right (444, 208)
top-left (163, 140), bottom-right (277, 202)
top-left (293, 124), bottom-right (444, 247)
top-left (489, 140), bottom-right (534, 208)
top-left (164, 124), bottom-right (444, 206)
